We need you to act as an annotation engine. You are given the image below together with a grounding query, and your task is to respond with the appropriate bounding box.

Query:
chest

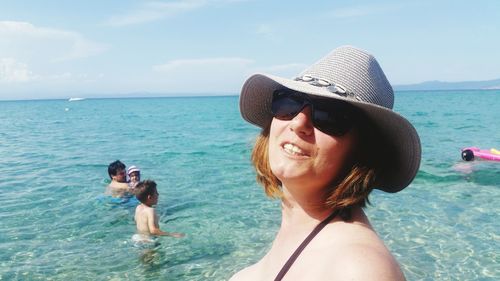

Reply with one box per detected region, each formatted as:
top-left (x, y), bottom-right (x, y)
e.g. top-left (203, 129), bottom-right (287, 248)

top-left (254, 230), bottom-right (344, 280)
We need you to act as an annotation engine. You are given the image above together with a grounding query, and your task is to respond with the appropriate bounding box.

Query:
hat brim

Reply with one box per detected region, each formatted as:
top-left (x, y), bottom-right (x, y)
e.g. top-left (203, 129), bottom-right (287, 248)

top-left (240, 73), bottom-right (421, 192)
top-left (128, 168), bottom-right (140, 175)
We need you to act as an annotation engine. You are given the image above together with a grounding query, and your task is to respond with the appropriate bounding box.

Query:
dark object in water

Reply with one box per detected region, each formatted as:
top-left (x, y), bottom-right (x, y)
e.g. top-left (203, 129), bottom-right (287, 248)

top-left (462, 149), bottom-right (474, 161)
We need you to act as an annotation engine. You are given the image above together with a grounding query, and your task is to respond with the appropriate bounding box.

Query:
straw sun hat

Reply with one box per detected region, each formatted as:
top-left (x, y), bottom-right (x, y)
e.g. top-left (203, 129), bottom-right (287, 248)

top-left (239, 45), bottom-right (421, 193)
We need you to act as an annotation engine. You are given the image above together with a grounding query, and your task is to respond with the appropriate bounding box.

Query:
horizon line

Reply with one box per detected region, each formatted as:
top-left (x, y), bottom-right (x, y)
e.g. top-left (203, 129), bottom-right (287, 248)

top-left (2, 88), bottom-right (500, 102)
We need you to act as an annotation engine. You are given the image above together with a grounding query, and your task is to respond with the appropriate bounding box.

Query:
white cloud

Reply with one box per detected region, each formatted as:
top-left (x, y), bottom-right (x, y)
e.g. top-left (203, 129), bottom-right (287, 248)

top-left (106, 0), bottom-right (208, 26)
top-left (329, 6), bottom-right (373, 18)
top-left (0, 58), bottom-right (105, 86)
top-left (255, 23), bottom-right (282, 42)
top-left (328, 4), bottom-right (397, 19)
top-left (105, 0), bottom-right (246, 26)
top-left (0, 21), bottom-right (108, 62)
top-left (261, 63), bottom-right (307, 76)
top-left (152, 57), bottom-right (253, 93)
top-left (256, 24), bottom-right (273, 36)
top-left (0, 58), bottom-right (38, 82)
top-left (150, 57), bottom-right (309, 93)
top-left (153, 57), bottom-right (253, 72)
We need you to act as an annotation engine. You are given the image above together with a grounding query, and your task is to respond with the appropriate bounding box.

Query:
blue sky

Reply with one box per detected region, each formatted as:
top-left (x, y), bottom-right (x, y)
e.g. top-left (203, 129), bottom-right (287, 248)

top-left (1, 0), bottom-right (499, 100)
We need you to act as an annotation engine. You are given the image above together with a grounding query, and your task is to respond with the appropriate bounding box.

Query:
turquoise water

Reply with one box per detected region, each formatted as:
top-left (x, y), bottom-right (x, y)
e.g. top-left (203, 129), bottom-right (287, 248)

top-left (0, 91), bottom-right (498, 280)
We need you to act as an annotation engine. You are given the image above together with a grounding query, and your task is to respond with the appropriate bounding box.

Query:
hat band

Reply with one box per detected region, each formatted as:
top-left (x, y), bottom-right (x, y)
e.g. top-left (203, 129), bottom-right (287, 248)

top-left (294, 75), bottom-right (359, 101)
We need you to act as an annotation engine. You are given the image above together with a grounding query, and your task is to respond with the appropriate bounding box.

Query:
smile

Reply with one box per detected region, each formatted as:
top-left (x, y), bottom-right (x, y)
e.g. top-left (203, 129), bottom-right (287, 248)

top-left (282, 143), bottom-right (308, 157)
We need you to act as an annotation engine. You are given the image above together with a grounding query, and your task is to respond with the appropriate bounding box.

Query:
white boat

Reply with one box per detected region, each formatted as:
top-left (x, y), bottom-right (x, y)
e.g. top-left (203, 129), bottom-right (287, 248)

top-left (68, 97), bottom-right (86, 101)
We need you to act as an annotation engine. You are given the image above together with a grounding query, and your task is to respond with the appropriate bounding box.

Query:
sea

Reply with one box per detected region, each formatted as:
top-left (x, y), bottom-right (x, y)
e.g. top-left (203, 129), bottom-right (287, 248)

top-left (0, 90), bottom-right (498, 281)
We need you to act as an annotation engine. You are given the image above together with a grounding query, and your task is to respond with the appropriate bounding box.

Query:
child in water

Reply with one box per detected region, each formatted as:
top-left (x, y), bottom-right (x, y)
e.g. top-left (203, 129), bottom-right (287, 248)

top-left (127, 165), bottom-right (141, 189)
top-left (133, 180), bottom-right (184, 240)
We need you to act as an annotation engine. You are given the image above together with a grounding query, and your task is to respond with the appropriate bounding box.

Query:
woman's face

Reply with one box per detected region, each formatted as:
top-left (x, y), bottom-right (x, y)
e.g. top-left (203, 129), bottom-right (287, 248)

top-left (268, 106), bottom-right (357, 192)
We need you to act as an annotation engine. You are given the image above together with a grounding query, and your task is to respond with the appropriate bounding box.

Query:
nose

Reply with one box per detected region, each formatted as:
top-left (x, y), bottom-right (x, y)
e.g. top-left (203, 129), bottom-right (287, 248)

top-left (289, 106), bottom-right (314, 136)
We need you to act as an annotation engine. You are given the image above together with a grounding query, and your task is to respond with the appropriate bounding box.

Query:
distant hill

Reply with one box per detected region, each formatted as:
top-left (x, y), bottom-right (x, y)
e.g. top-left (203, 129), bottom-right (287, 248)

top-left (394, 78), bottom-right (500, 91)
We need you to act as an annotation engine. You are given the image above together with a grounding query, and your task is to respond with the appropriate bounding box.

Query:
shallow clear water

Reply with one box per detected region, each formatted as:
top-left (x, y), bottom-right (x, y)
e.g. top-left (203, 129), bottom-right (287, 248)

top-left (0, 92), bottom-right (498, 280)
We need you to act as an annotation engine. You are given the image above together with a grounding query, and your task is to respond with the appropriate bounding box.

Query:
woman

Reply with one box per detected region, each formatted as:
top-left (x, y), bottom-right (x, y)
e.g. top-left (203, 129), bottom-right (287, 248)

top-left (231, 46), bottom-right (421, 281)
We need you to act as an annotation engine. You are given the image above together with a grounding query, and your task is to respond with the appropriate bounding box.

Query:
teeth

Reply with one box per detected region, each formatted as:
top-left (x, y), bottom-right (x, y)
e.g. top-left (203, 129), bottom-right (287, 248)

top-left (283, 143), bottom-right (305, 156)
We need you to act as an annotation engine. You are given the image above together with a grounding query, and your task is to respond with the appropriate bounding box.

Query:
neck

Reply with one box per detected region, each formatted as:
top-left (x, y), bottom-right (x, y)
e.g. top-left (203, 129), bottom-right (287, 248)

top-left (141, 202), bottom-right (153, 208)
top-left (279, 184), bottom-right (333, 230)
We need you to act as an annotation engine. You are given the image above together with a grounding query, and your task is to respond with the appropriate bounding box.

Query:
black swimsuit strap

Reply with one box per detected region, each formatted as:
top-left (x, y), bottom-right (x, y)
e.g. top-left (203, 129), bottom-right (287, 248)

top-left (274, 210), bottom-right (339, 281)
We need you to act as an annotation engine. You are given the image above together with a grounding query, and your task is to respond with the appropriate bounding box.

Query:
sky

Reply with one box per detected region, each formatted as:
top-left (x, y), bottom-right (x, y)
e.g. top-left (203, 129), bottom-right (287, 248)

top-left (0, 0), bottom-right (499, 100)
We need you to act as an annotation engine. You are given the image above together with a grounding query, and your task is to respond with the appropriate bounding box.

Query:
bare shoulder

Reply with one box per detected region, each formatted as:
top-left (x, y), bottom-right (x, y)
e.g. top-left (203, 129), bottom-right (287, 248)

top-left (329, 242), bottom-right (405, 281)
top-left (228, 263), bottom-right (260, 281)
top-left (135, 203), bottom-right (144, 213)
top-left (306, 211), bottom-right (406, 280)
top-left (108, 181), bottom-right (129, 190)
top-left (135, 204), bottom-right (154, 217)
top-left (139, 204), bottom-right (155, 215)
top-left (106, 182), bottom-right (130, 197)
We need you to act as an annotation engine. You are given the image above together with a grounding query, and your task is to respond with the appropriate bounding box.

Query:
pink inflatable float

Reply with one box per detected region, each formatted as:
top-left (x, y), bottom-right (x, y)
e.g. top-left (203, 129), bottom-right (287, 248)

top-left (461, 147), bottom-right (500, 162)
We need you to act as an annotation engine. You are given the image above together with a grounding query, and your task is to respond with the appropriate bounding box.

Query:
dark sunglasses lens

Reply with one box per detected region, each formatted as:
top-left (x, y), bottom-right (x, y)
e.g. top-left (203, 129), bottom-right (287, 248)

top-left (271, 92), bottom-right (305, 120)
top-left (271, 91), bottom-right (355, 136)
top-left (313, 102), bottom-right (354, 136)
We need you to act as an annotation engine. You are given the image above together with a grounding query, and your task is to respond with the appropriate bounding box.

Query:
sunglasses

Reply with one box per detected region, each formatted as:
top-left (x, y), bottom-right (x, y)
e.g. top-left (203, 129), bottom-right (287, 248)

top-left (271, 89), bottom-right (357, 136)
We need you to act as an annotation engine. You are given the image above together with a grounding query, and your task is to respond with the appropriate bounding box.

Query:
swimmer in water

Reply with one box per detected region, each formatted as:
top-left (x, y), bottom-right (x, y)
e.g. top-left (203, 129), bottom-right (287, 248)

top-left (105, 160), bottom-right (131, 198)
top-left (133, 180), bottom-right (184, 240)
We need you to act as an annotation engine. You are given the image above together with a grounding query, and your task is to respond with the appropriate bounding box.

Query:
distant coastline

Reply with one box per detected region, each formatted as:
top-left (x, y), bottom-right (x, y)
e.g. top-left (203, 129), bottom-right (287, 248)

top-left (2, 79), bottom-right (500, 101)
top-left (394, 78), bottom-right (500, 91)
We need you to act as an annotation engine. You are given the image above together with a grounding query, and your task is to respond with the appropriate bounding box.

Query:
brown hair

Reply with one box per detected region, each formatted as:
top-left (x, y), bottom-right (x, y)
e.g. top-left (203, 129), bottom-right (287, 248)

top-left (251, 116), bottom-right (386, 220)
top-left (134, 180), bottom-right (157, 204)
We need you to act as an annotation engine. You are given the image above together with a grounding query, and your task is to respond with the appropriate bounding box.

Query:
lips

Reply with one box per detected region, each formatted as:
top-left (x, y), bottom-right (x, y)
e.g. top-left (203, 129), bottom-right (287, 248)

top-left (282, 142), bottom-right (309, 157)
